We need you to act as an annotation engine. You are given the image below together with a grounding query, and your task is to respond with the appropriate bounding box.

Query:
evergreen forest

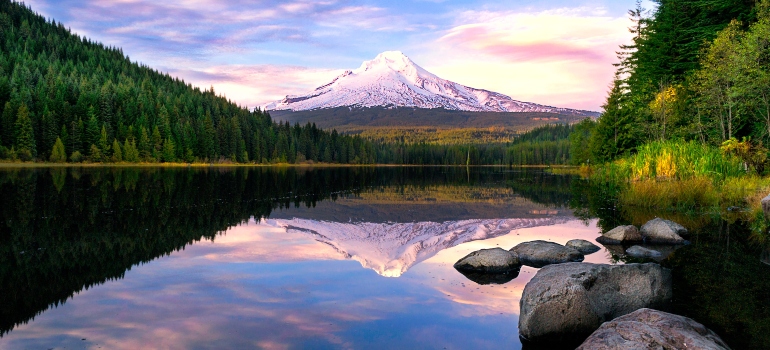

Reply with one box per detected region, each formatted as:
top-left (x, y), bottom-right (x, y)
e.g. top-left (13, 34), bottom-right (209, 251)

top-left (0, 0), bottom-right (581, 166)
top-left (585, 0), bottom-right (770, 163)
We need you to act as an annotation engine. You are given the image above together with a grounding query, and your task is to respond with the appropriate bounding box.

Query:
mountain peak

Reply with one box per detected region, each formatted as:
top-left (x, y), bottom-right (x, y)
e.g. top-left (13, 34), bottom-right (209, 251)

top-left (264, 52), bottom-right (599, 117)
top-left (356, 51), bottom-right (420, 75)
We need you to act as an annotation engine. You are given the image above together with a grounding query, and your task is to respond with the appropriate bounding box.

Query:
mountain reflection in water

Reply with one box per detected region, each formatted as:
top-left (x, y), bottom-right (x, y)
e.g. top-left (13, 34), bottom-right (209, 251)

top-left (0, 167), bottom-right (768, 349)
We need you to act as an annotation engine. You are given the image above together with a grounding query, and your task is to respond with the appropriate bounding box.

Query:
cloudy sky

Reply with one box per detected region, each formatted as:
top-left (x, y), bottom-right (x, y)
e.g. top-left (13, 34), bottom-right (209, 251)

top-left (25, 0), bottom-right (653, 111)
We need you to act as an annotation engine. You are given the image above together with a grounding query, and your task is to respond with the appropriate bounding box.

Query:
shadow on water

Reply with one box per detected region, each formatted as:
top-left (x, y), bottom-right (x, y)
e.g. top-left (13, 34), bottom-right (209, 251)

top-left (0, 166), bottom-right (573, 337)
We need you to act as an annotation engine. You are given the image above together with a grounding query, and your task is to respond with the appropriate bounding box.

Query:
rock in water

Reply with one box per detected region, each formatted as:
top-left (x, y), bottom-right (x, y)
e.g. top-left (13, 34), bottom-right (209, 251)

top-left (596, 225), bottom-right (642, 244)
top-left (577, 308), bottom-right (731, 350)
top-left (626, 245), bottom-right (663, 259)
top-left (453, 248), bottom-right (519, 273)
top-left (566, 239), bottom-right (601, 255)
top-left (456, 268), bottom-right (520, 285)
top-left (762, 193), bottom-right (770, 219)
top-left (640, 218), bottom-right (687, 244)
top-left (509, 240), bottom-right (583, 268)
top-left (519, 263), bottom-right (672, 345)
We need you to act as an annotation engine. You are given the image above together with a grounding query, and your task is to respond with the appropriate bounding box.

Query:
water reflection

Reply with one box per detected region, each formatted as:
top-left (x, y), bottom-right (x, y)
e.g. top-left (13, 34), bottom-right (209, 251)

top-left (0, 167), bottom-right (573, 342)
top-left (1, 167), bottom-right (768, 349)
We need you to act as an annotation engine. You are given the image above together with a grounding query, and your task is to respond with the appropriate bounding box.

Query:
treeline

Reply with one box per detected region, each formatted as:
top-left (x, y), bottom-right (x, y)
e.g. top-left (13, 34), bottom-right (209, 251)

top-left (582, 0), bottom-right (770, 163)
top-left (370, 124), bottom-right (574, 165)
top-left (0, 0), bottom-right (375, 164)
top-left (0, 0), bottom-right (584, 166)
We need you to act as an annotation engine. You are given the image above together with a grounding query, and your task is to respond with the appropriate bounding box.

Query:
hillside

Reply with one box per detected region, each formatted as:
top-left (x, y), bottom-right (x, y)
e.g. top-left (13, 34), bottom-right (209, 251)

top-left (269, 106), bottom-right (585, 131)
top-left (0, 0), bottom-right (374, 164)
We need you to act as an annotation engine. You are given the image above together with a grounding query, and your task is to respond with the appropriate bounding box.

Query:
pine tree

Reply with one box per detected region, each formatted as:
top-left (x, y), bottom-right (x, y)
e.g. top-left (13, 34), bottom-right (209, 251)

top-left (98, 125), bottom-right (110, 155)
top-left (1, 102), bottom-right (14, 148)
top-left (71, 119), bottom-right (83, 154)
top-left (49, 137), bottom-right (66, 163)
top-left (112, 139), bottom-right (122, 162)
top-left (85, 115), bottom-right (100, 149)
top-left (124, 139), bottom-right (139, 163)
top-left (151, 126), bottom-right (162, 160)
top-left (162, 137), bottom-right (175, 163)
top-left (138, 127), bottom-right (151, 161)
top-left (14, 104), bottom-right (36, 160)
top-left (590, 78), bottom-right (639, 162)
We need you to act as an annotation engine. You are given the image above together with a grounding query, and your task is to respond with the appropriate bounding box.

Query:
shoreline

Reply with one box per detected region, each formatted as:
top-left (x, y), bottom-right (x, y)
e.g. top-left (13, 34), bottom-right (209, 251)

top-left (0, 162), bottom-right (577, 169)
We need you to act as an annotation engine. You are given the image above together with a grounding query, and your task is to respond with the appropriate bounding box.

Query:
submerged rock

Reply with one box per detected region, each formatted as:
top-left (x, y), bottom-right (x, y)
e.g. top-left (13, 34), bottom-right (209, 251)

top-left (626, 245), bottom-right (663, 259)
top-left (456, 268), bottom-right (520, 285)
top-left (640, 218), bottom-right (688, 244)
top-left (509, 240), bottom-right (583, 268)
top-left (566, 239), bottom-right (601, 255)
top-left (453, 248), bottom-right (519, 274)
top-left (577, 308), bottom-right (731, 350)
top-left (519, 262), bottom-right (672, 345)
top-left (596, 225), bottom-right (642, 244)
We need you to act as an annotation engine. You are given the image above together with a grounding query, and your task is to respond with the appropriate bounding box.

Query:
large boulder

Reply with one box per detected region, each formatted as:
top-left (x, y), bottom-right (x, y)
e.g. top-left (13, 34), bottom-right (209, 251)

top-left (626, 245), bottom-right (663, 259)
top-left (640, 218), bottom-right (688, 244)
top-left (566, 239), bottom-right (601, 255)
top-left (453, 248), bottom-right (519, 274)
top-left (509, 240), bottom-right (583, 268)
top-left (577, 308), bottom-right (731, 350)
top-left (519, 263), bottom-right (672, 345)
top-left (596, 225), bottom-right (642, 244)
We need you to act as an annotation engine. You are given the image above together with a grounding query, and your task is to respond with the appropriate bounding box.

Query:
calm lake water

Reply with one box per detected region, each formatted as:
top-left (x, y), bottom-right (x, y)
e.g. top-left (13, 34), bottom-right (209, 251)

top-left (0, 167), bottom-right (768, 349)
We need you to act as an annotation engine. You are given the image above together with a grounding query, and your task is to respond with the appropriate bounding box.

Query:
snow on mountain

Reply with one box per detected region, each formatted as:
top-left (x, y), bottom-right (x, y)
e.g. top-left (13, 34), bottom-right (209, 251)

top-left (264, 51), bottom-right (598, 116)
top-left (264, 216), bottom-right (572, 277)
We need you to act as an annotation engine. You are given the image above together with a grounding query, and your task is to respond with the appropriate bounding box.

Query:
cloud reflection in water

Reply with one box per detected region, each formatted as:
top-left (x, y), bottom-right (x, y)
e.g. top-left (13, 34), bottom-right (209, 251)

top-left (1, 218), bottom-right (607, 349)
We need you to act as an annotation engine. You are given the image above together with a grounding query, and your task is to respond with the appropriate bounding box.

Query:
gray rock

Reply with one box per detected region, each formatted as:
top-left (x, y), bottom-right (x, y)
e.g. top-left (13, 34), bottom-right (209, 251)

top-left (566, 239), bottom-right (601, 255)
top-left (577, 308), bottom-right (731, 350)
top-left (456, 268), bottom-right (520, 285)
top-left (453, 248), bottom-right (519, 273)
top-left (596, 225), bottom-right (642, 244)
top-left (519, 262), bottom-right (672, 344)
top-left (640, 218), bottom-right (687, 244)
top-left (762, 193), bottom-right (770, 219)
top-left (509, 240), bottom-right (583, 268)
top-left (626, 245), bottom-right (663, 259)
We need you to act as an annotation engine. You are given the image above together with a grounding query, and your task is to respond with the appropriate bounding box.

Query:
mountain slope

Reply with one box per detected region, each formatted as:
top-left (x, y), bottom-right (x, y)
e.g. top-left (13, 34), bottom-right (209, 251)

top-left (265, 51), bottom-right (599, 117)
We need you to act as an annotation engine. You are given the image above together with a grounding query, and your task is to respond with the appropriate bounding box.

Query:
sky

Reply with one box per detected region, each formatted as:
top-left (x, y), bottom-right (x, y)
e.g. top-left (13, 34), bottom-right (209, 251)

top-left (24, 0), bottom-right (655, 111)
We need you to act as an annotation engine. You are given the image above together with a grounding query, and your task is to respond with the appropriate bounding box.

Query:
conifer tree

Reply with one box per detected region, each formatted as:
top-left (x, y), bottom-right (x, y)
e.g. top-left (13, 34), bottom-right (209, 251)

top-left (98, 125), bottom-right (110, 155)
top-left (1, 102), bottom-right (14, 148)
top-left (162, 137), bottom-right (175, 163)
top-left (85, 115), bottom-right (99, 149)
top-left (112, 139), bottom-right (122, 162)
top-left (14, 104), bottom-right (35, 160)
top-left (123, 139), bottom-right (139, 163)
top-left (138, 127), bottom-right (151, 161)
top-left (70, 119), bottom-right (83, 154)
top-left (151, 126), bottom-right (162, 160)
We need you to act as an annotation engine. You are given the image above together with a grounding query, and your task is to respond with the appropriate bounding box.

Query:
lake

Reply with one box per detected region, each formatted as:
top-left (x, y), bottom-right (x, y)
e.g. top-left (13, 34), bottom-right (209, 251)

top-left (0, 167), bottom-right (768, 349)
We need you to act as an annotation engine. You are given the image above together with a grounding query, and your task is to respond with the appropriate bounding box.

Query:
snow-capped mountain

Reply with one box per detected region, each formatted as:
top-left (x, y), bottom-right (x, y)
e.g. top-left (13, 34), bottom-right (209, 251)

top-left (264, 51), bottom-right (598, 116)
top-left (264, 217), bottom-right (571, 277)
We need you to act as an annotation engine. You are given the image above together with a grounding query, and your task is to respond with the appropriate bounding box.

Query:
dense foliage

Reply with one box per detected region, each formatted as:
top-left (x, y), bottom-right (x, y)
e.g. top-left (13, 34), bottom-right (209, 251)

top-left (0, 0), bottom-right (378, 164)
top-left (585, 0), bottom-right (770, 163)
